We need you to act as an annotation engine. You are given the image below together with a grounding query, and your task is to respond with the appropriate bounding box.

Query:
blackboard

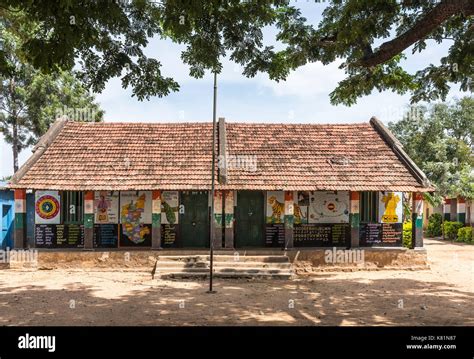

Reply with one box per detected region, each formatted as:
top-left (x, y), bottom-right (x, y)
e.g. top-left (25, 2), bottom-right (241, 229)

top-left (55, 224), bottom-right (84, 248)
top-left (359, 223), bottom-right (382, 246)
top-left (35, 224), bottom-right (56, 248)
top-left (294, 224), bottom-right (350, 247)
top-left (381, 223), bottom-right (402, 246)
top-left (265, 224), bottom-right (285, 247)
top-left (94, 224), bottom-right (118, 248)
top-left (161, 224), bottom-right (178, 248)
top-left (120, 224), bottom-right (152, 247)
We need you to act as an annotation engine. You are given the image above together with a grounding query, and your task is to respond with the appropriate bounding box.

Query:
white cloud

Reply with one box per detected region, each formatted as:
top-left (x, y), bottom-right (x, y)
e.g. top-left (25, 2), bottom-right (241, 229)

top-left (256, 60), bottom-right (346, 98)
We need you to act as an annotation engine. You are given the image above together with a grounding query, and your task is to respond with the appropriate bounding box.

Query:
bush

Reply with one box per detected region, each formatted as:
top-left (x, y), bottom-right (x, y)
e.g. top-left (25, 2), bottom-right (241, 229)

top-left (403, 222), bottom-right (412, 248)
top-left (457, 227), bottom-right (473, 243)
top-left (426, 213), bottom-right (442, 237)
top-left (443, 221), bottom-right (464, 241)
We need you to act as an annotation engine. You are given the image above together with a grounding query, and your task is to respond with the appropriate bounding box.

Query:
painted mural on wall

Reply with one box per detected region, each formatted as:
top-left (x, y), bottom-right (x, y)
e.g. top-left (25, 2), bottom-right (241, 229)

top-left (35, 190), bottom-right (61, 224)
top-left (161, 191), bottom-right (179, 225)
top-left (379, 192), bottom-right (402, 223)
top-left (266, 191), bottom-right (285, 224)
top-left (94, 191), bottom-right (119, 224)
top-left (308, 191), bottom-right (349, 224)
top-left (294, 191), bottom-right (309, 224)
top-left (120, 191), bottom-right (152, 244)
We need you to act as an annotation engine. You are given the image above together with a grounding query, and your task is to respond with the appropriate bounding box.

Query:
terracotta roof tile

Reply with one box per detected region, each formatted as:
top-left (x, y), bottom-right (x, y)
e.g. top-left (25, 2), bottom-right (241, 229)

top-left (10, 121), bottom-right (431, 192)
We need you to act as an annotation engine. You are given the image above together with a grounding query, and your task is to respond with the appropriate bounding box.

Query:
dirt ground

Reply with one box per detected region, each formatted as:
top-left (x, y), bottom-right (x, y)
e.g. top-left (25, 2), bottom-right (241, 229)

top-left (0, 238), bottom-right (472, 326)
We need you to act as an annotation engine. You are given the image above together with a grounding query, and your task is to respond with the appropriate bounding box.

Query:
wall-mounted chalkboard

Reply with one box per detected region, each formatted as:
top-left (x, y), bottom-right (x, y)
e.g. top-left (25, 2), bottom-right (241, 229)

top-left (359, 223), bottom-right (382, 246)
top-left (294, 223), bottom-right (350, 247)
top-left (119, 224), bottom-right (152, 247)
top-left (381, 223), bottom-right (402, 246)
top-left (35, 224), bottom-right (56, 248)
top-left (94, 224), bottom-right (118, 248)
top-left (360, 223), bottom-right (402, 247)
top-left (55, 224), bottom-right (84, 248)
top-left (265, 224), bottom-right (285, 247)
top-left (35, 224), bottom-right (84, 248)
top-left (161, 224), bottom-right (178, 248)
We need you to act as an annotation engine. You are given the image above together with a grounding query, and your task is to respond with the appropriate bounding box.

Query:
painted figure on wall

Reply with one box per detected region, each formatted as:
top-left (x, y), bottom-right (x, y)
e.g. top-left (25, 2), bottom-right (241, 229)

top-left (267, 194), bottom-right (285, 224)
top-left (96, 195), bottom-right (110, 223)
top-left (380, 192), bottom-right (401, 223)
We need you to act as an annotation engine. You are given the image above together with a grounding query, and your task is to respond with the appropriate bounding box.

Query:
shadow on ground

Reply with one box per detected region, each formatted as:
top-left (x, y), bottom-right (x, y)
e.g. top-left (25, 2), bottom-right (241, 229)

top-left (0, 274), bottom-right (471, 326)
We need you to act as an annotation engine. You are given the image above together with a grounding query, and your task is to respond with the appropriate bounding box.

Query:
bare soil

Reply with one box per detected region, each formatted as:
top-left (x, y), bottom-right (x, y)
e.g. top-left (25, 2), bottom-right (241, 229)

top-left (0, 238), bottom-right (472, 326)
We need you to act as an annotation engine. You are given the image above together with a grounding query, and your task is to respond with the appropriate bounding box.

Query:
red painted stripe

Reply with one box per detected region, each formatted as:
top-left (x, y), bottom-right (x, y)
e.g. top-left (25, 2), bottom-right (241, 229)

top-left (84, 191), bottom-right (94, 200)
top-left (458, 197), bottom-right (466, 204)
top-left (152, 190), bottom-right (161, 200)
top-left (284, 191), bottom-right (293, 201)
top-left (14, 189), bottom-right (26, 200)
top-left (414, 193), bottom-right (423, 201)
top-left (350, 191), bottom-right (360, 201)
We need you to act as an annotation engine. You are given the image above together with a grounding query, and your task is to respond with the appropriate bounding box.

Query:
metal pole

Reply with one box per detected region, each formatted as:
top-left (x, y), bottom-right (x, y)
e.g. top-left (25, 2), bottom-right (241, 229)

top-left (207, 72), bottom-right (217, 294)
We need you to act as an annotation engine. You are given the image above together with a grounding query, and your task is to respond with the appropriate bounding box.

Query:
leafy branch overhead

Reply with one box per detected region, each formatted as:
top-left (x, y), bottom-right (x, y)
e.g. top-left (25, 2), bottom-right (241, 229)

top-left (0, 0), bottom-right (472, 104)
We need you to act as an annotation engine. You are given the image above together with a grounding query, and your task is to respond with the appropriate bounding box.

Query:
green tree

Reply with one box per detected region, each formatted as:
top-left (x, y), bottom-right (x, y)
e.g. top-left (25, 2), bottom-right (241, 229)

top-left (0, 20), bottom-right (103, 173)
top-left (1, 1), bottom-right (471, 104)
top-left (389, 97), bottom-right (474, 201)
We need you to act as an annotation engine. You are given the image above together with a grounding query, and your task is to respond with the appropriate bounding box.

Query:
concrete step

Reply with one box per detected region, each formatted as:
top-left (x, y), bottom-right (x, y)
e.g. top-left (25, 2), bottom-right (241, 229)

top-left (160, 269), bottom-right (293, 279)
top-left (157, 255), bottom-right (289, 263)
top-left (153, 261), bottom-right (291, 269)
top-left (152, 254), bottom-right (293, 279)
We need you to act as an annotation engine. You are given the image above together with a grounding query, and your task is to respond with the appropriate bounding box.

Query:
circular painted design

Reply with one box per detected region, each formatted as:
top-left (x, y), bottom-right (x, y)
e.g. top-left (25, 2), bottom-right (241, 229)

top-left (35, 195), bottom-right (60, 220)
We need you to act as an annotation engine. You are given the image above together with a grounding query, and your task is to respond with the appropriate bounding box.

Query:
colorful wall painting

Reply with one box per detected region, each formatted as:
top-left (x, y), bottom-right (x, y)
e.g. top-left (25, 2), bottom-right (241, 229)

top-left (35, 191), bottom-right (61, 224)
top-left (266, 191), bottom-right (285, 224)
top-left (294, 191), bottom-right (309, 225)
top-left (308, 191), bottom-right (350, 224)
top-left (379, 192), bottom-right (403, 223)
top-left (161, 191), bottom-right (179, 225)
top-left (94, 191), bottom-right (119, 224)
top-left (120, 191), bottom-right (152, 245)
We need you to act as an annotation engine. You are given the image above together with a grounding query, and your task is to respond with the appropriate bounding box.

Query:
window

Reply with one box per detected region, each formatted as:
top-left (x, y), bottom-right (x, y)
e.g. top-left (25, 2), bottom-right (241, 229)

top-left (62, 191), bottom-right (84, 224)
top-left (360, 191), bottom-right (378, 223)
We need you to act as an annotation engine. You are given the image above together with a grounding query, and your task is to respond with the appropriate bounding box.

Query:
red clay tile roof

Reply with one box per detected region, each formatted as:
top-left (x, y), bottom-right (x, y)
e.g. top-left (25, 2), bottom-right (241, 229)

top-left (223, 122), bottom-right (430, 191)
top-left (10, 120), bottom-right (432, 192)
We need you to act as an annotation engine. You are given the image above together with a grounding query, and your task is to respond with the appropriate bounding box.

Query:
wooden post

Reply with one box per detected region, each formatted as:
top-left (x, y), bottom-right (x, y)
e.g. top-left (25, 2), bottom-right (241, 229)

top-left (349, 191), bottom-right (360, 248)
top-left (224, 190), bottom-right (234, 248)
top-left (83, 191), bottom-right (94, 250)
top-left (284, 191), bottom-right (294, 249)
top-left (412, 192), bottom-right (423, 248)
top-left (152, 190), bottom-right (162, 249)
top-left (14, 189), bottom-right (27, 249)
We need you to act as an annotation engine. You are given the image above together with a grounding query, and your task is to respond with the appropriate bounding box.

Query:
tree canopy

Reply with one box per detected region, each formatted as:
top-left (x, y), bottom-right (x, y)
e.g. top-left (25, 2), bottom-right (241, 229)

top-left (389, 96), bottom-right (474, 201)
top-left (0, 14), bottom-right (103, 173)
top-left (0, 0), bottom-right (472, 104)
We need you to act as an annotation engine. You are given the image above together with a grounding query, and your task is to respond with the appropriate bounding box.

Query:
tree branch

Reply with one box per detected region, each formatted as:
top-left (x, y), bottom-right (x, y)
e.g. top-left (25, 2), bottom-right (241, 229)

top-left (356, 0), bottom-right (474, 68)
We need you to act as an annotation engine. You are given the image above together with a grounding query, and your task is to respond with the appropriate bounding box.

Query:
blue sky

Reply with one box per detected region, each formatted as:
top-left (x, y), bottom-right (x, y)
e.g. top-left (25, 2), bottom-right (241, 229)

top-left (0, 2), bottom-right (465, 178)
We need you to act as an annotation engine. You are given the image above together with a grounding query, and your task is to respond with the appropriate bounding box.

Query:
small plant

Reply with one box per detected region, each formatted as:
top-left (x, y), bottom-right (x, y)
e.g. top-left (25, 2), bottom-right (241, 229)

top-left (457, 227), bottom-right (473, 243)
top-left (426, 213), bottom-right (442, 238)
top-left (403, 222), bottom-right (412, 248)
top-left (443, 221), bottom-right (464, 241)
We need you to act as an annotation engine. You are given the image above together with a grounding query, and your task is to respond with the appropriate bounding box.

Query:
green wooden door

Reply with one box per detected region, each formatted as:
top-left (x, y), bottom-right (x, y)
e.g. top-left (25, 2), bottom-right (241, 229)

top-left (180, 191), bottom-right (209, 247)
top-left (235, 191), bottom-right (264, 247)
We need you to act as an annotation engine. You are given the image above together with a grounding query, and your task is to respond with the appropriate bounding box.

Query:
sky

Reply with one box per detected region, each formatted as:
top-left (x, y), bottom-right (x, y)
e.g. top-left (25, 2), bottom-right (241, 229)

top-left (0, 1), bottom-right (466, 178)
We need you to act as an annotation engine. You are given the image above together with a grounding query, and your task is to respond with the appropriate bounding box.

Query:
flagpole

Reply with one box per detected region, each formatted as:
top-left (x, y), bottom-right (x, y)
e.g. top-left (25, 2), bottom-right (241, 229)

top-left (207, 71), bottom-right (217, 294)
